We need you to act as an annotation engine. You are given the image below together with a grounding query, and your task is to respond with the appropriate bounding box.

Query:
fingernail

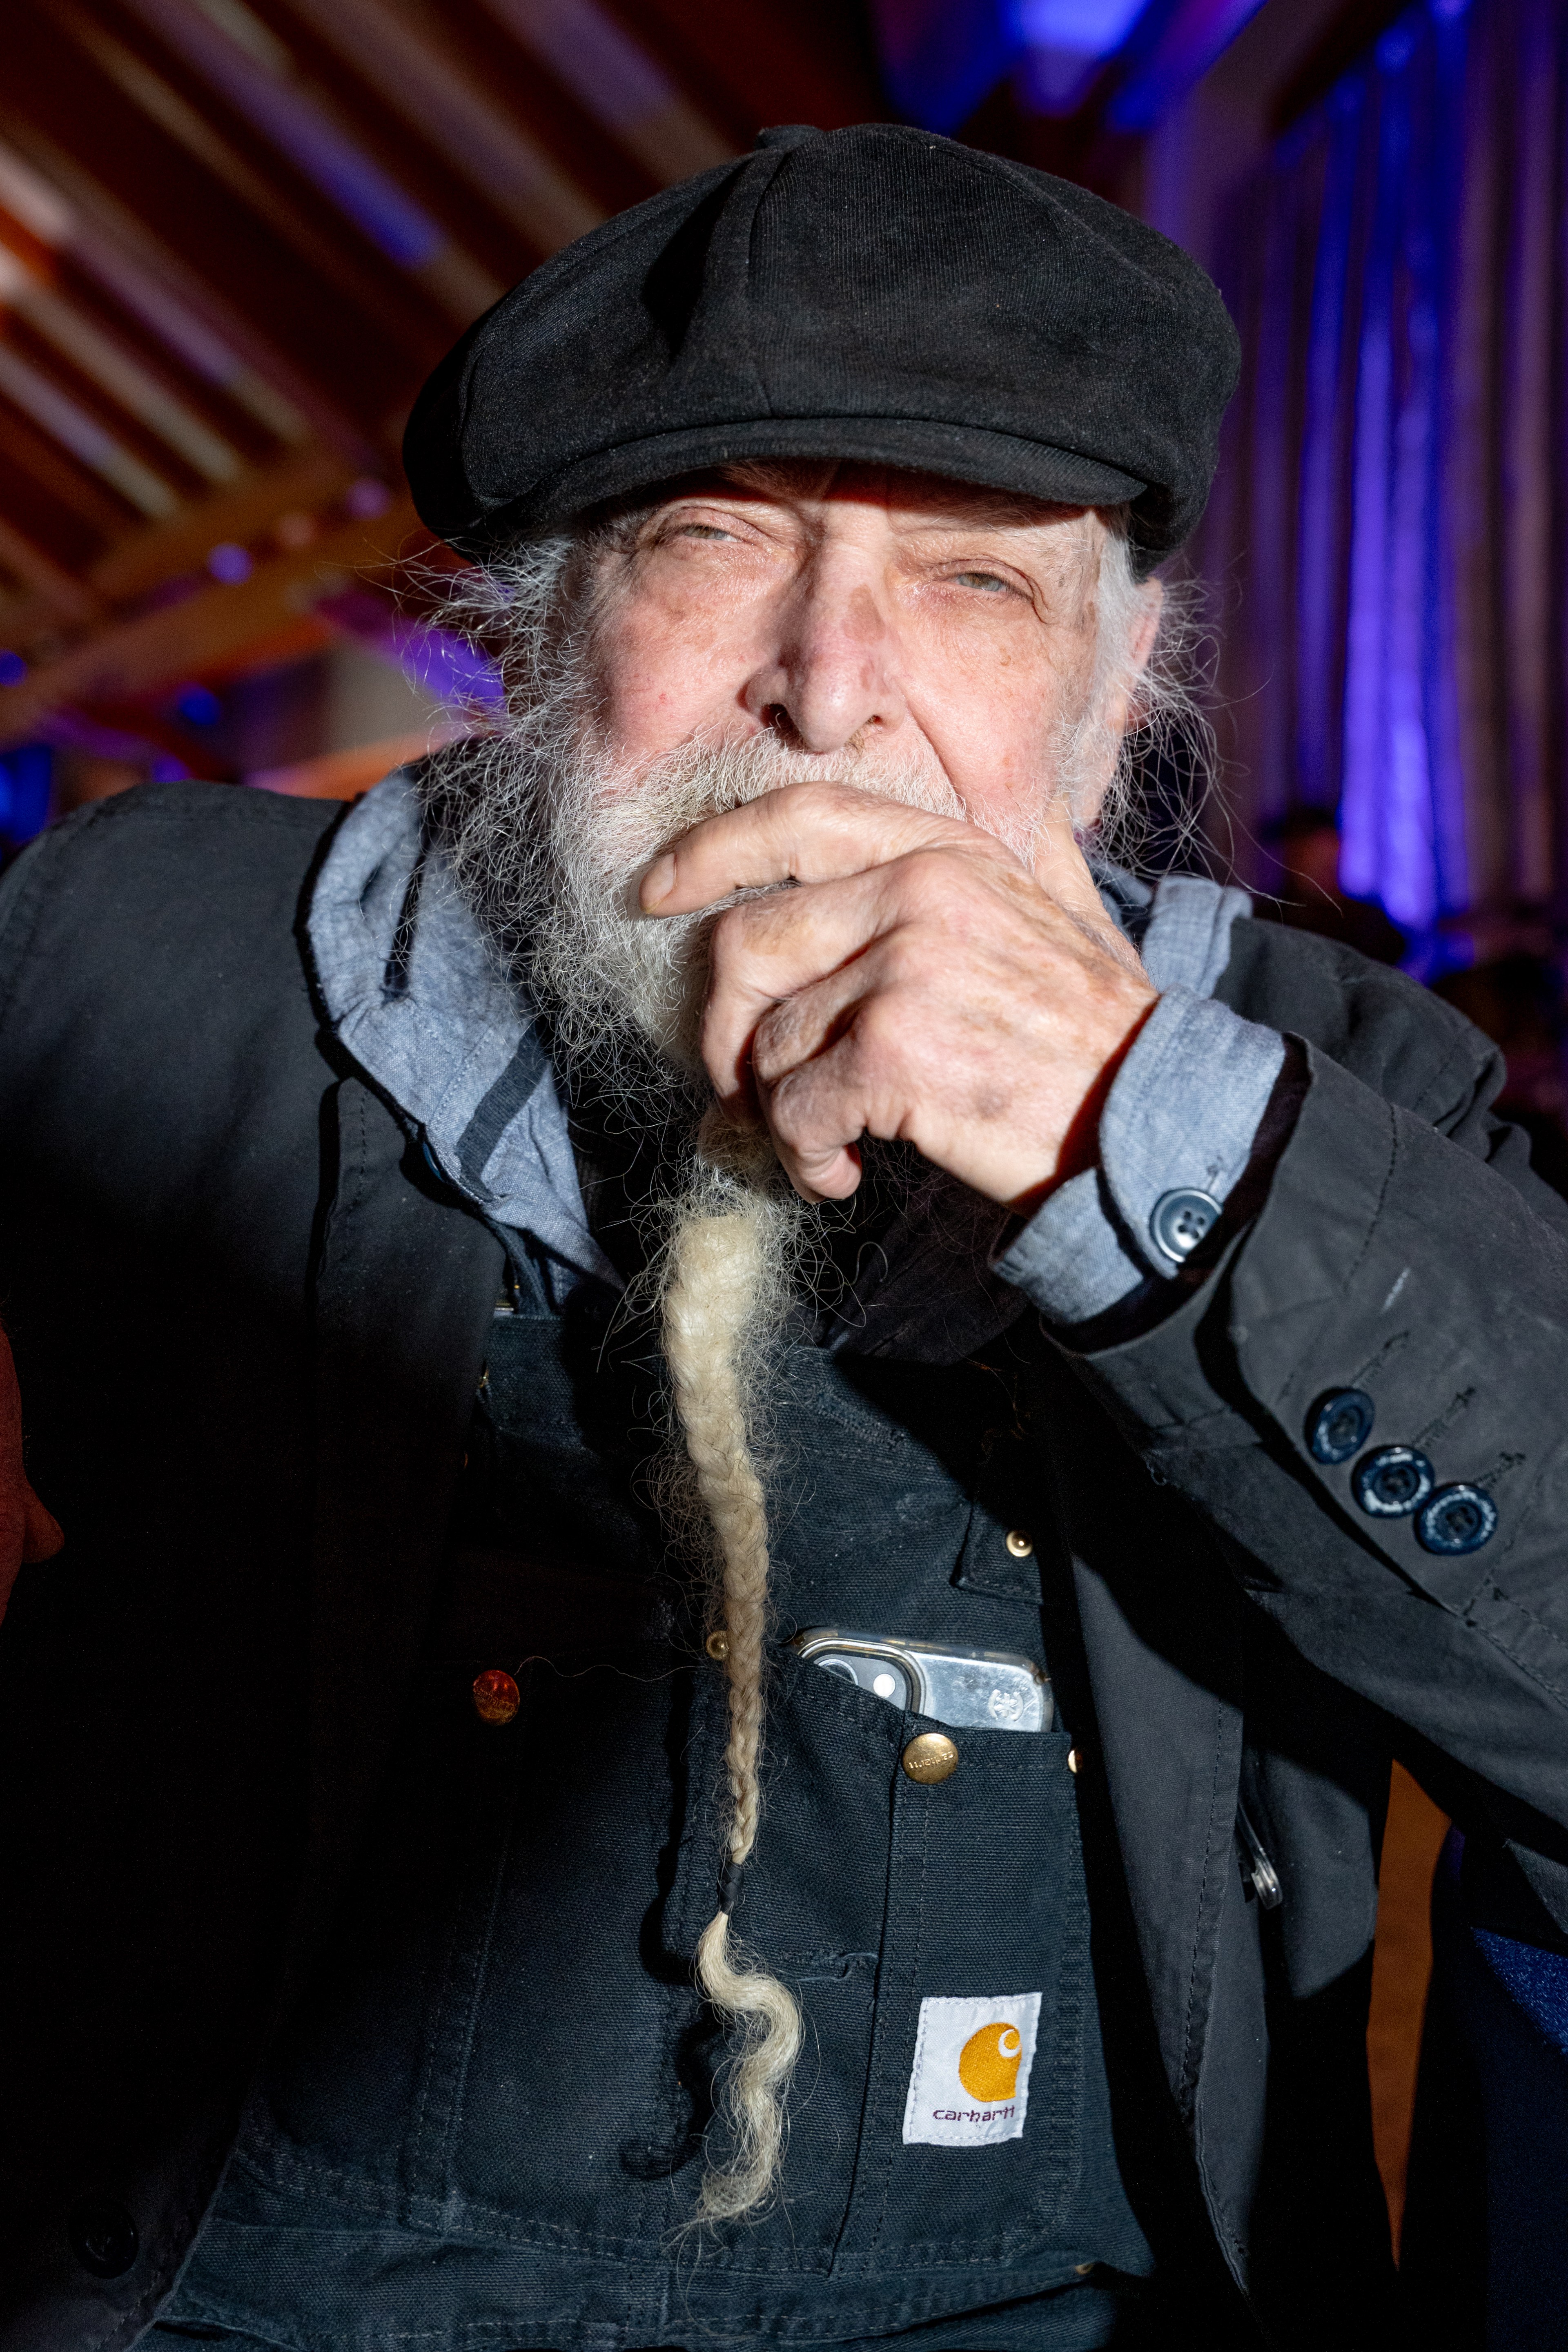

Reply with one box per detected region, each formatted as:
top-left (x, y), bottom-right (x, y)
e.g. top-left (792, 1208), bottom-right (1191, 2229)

top-left (640, 853), bottom-right (677, 910)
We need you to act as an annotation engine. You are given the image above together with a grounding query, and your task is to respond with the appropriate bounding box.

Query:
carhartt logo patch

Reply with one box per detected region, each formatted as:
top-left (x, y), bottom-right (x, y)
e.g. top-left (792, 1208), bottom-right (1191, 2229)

top-left (901, 1993), bottom-right (1042, 2147)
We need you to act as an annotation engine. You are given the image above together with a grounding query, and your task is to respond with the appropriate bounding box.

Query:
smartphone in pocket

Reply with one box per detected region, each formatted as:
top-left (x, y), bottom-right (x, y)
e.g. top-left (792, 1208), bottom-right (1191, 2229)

top-left (791, 1627), bottom-right (1052, 1732)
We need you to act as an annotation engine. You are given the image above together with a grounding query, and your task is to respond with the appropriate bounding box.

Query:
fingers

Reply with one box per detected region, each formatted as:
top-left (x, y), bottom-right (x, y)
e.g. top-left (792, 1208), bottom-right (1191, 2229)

top-left (698, 862), bottom-right (905, 1110)
top-left (639, 780), bottom-right (1009, 915)
top-left (756, 985), bottom-right (929, 1202)
top-left (691, 877), bottom-right (921, 1198)
top-left (639, 776), bottom-right (1141, 983)
top-left (634, 776), bottom-right (1154, 1206)
top-left (757, 1009), bottom-right (880, 1201)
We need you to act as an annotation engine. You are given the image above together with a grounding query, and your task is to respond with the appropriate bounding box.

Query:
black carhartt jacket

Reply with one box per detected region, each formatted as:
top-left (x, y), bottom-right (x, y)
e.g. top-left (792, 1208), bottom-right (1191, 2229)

top-left (2, 784), bottom-right (1566, 2350)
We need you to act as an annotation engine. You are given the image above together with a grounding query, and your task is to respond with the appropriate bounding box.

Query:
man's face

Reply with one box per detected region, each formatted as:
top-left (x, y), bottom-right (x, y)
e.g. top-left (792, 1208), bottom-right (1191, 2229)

top-left (430, 458), bottom-right (1161, 1107)
top-left (585, 461), bottom-right (1149, 849)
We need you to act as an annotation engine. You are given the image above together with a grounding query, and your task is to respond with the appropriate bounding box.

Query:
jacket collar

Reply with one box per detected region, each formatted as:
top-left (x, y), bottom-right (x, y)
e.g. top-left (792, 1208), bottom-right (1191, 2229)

top-left (306, 767), bottom-right (615, 1284)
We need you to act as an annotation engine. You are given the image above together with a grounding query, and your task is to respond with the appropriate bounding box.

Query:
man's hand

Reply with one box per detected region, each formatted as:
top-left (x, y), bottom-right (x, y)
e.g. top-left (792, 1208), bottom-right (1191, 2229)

top-left (0, 1328), bottom-right (62, 1626)
top-left (640, 781), bottom-right (1158, 1207)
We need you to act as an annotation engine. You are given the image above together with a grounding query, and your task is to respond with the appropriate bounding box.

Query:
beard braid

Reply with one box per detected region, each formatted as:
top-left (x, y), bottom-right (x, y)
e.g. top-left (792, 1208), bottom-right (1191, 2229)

top-left (416, 545), bottom-right (1128, 2224)
top-left (659, 1109), bottom-right (806, 2222)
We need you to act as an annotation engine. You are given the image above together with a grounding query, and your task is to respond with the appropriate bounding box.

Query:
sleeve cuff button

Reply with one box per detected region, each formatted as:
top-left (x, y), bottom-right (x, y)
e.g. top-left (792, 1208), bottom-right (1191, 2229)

top-left (1308, 1388), bottom-right (1375, 1464)
top-left (1415, 1484), bottom-right (1498, 1555)
top-left (1353, 1446), bottom-right (1435, 1518)
top-left (1149, 1188), bottom-right (1222, 1264)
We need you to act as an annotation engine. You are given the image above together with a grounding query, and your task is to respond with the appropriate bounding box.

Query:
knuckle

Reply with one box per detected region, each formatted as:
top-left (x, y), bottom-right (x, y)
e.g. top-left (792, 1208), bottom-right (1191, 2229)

top-left (875, 930), bottom-right (934, 991)
top-left (895, 846), bottom-right (970, 908)
top-left (764, 1070), bottom-right (816, 1148)
top-left (851, 992), bottom-right (905, 1061)
top-left (775, 778), bottom-right (843, 828)
top-left (708, 904), bottom-right (753, 970)
top-left (823, 780), bottom-right (883, 822)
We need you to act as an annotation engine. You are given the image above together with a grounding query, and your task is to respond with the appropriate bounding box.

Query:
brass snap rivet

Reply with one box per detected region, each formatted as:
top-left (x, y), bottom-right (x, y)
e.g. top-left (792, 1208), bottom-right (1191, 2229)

top-left (705, 1628), bottom-right (730, 1662)
top-left (472, 1669), bottom-right (519, 1726)
top-left (1067, 1747), bottom-right (1080, 1775)
top-left (1005, 1528), bottom-right (1034, 1558)
top-left (1074, 2261), bottom-right (1096, 2276)
top-left (902, 1732), bottom-right (959, 1784)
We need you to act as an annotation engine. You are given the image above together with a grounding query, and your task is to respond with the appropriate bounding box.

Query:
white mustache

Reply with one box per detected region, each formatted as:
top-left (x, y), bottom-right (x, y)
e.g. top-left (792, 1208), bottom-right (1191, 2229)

top-left (532, 731), bottom-right (1009, 1079)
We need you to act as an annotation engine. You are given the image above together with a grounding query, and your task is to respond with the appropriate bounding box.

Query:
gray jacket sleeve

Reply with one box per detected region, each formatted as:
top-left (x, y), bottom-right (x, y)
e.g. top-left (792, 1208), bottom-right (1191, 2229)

top-left (1021, 920), bottom-right (1568, 1922)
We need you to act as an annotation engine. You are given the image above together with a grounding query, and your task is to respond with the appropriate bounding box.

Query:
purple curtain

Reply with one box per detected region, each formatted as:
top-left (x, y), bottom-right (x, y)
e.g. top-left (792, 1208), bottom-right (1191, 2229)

top-left (1198, 0), bottom-right (1568, 967)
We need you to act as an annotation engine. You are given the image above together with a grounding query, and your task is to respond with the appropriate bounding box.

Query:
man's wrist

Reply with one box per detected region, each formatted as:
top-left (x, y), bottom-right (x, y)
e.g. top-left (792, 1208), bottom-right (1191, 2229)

top-left (997, 987), bottom-right (1287, 1322)
top-left (1005, 981), bottom-right (1160, 1213)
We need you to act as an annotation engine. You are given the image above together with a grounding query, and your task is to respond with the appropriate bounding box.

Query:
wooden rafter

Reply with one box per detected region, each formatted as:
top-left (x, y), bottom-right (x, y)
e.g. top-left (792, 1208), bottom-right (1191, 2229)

top-left (268, 0), bottom-right (611, 254)
top-left (0, 119), bottom-right (369, 457)
top-left (87, 446), bottom-right (361, 599)
top-left (0, 515), bottom-right (103, 624)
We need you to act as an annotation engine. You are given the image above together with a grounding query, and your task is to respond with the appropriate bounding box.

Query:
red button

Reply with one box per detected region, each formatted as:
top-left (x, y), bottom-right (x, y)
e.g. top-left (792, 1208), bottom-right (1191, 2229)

top-left (472, 1669), bottom-right (519, 1725)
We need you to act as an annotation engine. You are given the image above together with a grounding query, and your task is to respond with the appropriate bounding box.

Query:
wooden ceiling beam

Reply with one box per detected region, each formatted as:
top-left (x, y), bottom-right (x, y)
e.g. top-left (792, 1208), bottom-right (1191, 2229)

top-left (0, 227), bottom-right (268, 476)
top-left (0, 233), bottom-right (286, 468)
top-left (109, 0), bottom-right (506, 323)
top-left (0, 516), bottom-right (104, 626)
top-left (0, 122), bottom-right (374, 461)
top-left (0, 493), bottom-right (437, 745)
top-left (0, 298), bottom-right (229, 503)
top-left (360, 0), bottom-right (666, 219)
top-left (7, 4), bottom-right (436, 416)
top-left (267, 0), bottom-right (607, 263)
top-left (473, 0), bottom-right (737, 185)
top-left (0, 329), bottom-right (184, 517)
top-left (0, 390), bottom-right (144, 544)
top-left (54, 0), bottom-right (454, 354)
top-left (87, 445), bottom-right (361, 601)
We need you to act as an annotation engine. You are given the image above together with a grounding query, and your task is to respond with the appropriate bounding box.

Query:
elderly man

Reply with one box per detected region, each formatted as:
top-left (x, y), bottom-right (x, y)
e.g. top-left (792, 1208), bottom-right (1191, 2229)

top-left (1, 124), bottom-right (1565, 2352)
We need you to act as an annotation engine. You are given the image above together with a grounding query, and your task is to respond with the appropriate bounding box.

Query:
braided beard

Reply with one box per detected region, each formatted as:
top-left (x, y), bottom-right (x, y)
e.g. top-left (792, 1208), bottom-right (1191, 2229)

top-left (423, 706), bottom-right (1054, 2223)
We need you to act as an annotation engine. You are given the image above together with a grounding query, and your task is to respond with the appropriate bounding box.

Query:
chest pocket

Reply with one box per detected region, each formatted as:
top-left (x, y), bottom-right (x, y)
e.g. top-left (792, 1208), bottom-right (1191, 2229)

top-left (661, 1643), bottom-right (1145, 2284)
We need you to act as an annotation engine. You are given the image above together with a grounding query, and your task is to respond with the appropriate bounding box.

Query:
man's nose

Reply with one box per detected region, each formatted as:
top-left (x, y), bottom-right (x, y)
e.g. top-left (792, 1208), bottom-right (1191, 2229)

top-left (742, 556), bottom-right (908, 754)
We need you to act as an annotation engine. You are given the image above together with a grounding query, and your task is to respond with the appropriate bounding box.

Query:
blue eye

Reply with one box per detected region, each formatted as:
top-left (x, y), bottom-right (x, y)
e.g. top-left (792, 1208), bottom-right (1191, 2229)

top-left (952, 570), bottom-right (1009, 592)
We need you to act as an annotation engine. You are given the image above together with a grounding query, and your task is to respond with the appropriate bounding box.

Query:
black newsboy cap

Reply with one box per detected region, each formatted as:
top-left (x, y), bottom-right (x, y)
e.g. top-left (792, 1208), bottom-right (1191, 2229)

top-left (404, 123), bottom-right (1240, 573)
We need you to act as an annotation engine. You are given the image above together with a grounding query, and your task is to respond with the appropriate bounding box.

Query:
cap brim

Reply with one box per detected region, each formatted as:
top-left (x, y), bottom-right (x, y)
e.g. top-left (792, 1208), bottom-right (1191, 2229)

top-left (452, 414), bottom-right (1146, 553)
